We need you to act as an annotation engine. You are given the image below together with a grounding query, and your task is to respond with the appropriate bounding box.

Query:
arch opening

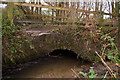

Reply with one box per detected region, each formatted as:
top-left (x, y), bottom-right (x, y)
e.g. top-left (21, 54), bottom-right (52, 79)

top-left (48, 49), bottom-right (81, 60)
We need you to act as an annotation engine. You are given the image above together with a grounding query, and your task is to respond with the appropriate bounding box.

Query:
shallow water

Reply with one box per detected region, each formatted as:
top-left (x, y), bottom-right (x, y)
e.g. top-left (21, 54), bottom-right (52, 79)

top-left (3, 51), bottom-right (91, 78)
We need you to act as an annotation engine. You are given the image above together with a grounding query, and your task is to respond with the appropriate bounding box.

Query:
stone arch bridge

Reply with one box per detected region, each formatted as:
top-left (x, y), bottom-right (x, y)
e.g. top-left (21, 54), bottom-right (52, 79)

top-left (3, 2), bottom-right (116, 64)
top-left (21, 26), bottom-right (101, 62)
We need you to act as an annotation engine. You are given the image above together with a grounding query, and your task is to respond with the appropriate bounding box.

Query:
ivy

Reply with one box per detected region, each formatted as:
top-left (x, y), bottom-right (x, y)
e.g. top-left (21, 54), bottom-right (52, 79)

top-left (2, 24), bottom-right (29, 63)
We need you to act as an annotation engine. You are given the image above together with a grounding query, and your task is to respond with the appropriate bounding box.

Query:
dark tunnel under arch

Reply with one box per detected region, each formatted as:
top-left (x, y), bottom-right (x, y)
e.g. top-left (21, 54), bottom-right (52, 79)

top-left (48, 49), bottom-right (79, 59)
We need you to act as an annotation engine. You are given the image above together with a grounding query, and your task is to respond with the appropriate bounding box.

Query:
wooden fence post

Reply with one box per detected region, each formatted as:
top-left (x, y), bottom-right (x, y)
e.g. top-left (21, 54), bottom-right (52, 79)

top-left (7, 2), bottom-right (14, 25)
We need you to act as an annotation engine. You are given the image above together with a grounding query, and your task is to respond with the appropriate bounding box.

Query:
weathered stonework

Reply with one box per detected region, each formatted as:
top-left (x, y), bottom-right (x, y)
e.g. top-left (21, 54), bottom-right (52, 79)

top-left (27, 27), bottom-right (100, 62)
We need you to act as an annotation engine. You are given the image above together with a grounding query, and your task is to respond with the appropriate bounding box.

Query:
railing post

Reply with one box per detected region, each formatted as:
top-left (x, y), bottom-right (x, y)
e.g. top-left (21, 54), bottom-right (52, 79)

top-left (7, 2), bottom-right (14, 25)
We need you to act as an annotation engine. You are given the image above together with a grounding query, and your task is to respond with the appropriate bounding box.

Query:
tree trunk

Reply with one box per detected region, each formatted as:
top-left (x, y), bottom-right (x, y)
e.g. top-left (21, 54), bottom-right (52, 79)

top-left (36, 0), bottom-right (39, 19)
top-left (99, 1), bottom-right (103, 26)
top-left (39, 0), bottom-right (42, 20)
top-left (55, 2), bottom-right (58, 21)
top-left (111, 1), bottom-right (114, 27)
top-left (118, 2), bottom-right (120, 51)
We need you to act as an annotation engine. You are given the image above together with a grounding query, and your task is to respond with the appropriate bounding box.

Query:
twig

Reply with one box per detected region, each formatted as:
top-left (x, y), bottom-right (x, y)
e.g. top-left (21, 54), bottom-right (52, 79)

top-left (111, 54), bottom-right (113, 78)
top-left (101, 46), bottom-right (106, 58)
top-left (71, 68), bottom-right (81, 79)
top-left (95, 51), bottom-right (116, 78)
top-left (104, 71), bottom-right (108, 78)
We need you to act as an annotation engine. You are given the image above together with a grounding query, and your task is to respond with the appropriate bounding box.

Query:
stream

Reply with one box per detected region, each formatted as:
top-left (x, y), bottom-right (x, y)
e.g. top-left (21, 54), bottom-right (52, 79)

top-left (3, 50), bottom-right (109, 79)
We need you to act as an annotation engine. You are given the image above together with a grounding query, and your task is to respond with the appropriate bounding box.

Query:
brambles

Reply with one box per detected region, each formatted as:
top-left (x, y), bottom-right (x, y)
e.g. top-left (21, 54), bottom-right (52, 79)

top-left (94, 27), bottom-right (119, 78)
top-left (77, 27), bottom-right (119, 78)
top-left (96, 27), bottom-right (120, 64)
